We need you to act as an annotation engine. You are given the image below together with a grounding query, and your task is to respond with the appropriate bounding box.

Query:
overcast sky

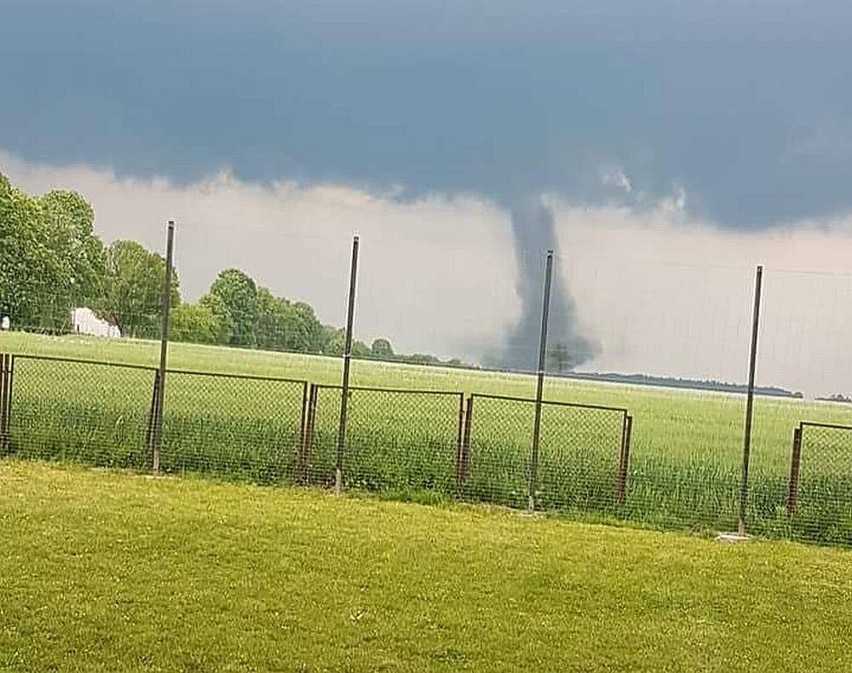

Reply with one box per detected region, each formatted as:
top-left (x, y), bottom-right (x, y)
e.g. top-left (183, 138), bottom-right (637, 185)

top-left (3, 1), bottom-right (852, 396)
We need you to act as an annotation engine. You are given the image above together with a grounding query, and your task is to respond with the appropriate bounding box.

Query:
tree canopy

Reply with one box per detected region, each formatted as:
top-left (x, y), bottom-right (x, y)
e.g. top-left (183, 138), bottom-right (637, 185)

top-left (101, 240), bottom-right (179, 338)
top-left (209, 268), bottom-right (257, 347)
top-left (1, 178), bottom-right (105, 332)
top-left (0, 172), bottom-right (464, 366)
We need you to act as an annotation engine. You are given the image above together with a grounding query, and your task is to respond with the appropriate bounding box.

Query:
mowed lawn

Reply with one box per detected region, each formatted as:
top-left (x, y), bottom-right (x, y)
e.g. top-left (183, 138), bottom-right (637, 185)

top-left (1, 461), bottom-right (852, 672)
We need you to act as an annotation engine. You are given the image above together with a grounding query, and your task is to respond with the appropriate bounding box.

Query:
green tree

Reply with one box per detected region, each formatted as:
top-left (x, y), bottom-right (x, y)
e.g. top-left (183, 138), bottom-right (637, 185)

top-left (293, 302), bottom-right (328, 353)
top-left (370, 338), bottom-right (395, 359)
top-left (0, 174), bottom-right (66, 330)
top-left (169, 303), bottom-right (222, 344)
top-left (254, 288), bottom-right (312, 352)
top-left (352, 340), bottom-right (371, 359)
top-left (198, 293), bottom-right (233, 344)
top-left (101, 240), bottom-right (180, 338)
top-left (320, 326), bottom-right (370, 358)
top-left (39, 190), bottom-right (106, 308)
top-left (209, 269), bottom-right (257, 347)
top-left (322, 327), bottom-right (347, 356)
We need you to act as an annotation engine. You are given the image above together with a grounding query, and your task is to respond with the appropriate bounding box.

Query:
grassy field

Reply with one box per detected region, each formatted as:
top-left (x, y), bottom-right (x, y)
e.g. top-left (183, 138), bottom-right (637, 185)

top-left (2, 461), bottom-right (852, 672)
top-left (2, 331), bottom-right (852, 543)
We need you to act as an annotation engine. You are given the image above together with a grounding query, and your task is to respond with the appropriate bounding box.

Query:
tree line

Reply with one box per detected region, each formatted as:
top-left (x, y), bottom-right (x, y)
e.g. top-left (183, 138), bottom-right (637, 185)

top-left (0, 173), bottom-right (464, 365)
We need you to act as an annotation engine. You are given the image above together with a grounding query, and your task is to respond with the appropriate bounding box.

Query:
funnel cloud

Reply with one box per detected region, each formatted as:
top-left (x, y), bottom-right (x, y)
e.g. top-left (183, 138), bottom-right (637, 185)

top-left (501, 198), bottom-right (598, 371)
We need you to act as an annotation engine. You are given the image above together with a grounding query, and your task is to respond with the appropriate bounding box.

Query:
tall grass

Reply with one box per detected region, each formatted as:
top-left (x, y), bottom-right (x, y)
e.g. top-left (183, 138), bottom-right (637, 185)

top-left (2, 332), bottom-right (852, 544)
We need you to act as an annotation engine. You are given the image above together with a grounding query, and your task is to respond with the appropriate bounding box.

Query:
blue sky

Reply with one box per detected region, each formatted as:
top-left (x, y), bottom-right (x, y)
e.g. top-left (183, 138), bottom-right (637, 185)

top-left (4, 0), bottom-right (852, 226)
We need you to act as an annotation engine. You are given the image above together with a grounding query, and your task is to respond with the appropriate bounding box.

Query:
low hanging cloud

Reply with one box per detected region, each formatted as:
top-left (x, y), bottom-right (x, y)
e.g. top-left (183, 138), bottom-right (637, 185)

top-left (548, 197), bottom-right (852, 397)
top-left (0, 150), bottom-right (519, 363)
top-left (5, 149), bottom-right (852, 397)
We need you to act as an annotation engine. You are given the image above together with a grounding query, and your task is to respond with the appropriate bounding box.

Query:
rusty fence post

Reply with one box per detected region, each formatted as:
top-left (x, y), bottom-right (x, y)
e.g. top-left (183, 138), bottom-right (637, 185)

top-left (7, 355), bottom-right (14, 453)
top-left (616, 414), bottom-right (633, 504)
top-left (0, 354), bottom-right (12, 454)
top-left (297, 381), bottom-right (308, 478)
top-left (787, 425), bottom-right (803, 515)
top-left (300, 384), bottom-right (319, 484)
top-left (0, 354), bottom-right (7, 452)
top-left (455, 395), bottom-right (467, 487)
top-left (299, 381), bottom-right (309, 450)
top-left (461, 395), bottom-right (474, 484)
top-left (146, 369), bottom-right (161, 462)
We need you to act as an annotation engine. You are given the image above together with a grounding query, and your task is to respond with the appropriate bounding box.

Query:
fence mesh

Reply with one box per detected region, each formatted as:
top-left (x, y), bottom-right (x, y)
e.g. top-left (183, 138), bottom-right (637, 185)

top-left (303, 385), bottom-right (463, 495)
top-left (787, 422), bottom-right (852, 545)
top-left (8, 214), bottom-right (852, 553)
top-left (747, 268), bottom-right (852, 542)
top-left (161, 371), bottom-right (307, 485)
top-left (460, 395), bottom-right (532, 508)
top-left (461, 394), bottom-right (630, 513)
top-left (622, 390), bottom-right (744, 534)
top-left (8, 356), bottom-right (154, 469)
top-left (537, 401), bottom-right (628, 513)
top-left (6, 346), bottom-right (852, 547)
top-left (546, 259), bottom-right (756, 533)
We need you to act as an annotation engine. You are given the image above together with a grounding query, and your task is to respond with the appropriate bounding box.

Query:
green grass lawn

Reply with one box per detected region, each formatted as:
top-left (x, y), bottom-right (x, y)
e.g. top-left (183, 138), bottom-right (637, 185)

top-left (3, 331), bottom-right (852, 543)
top-left (1, 461), bottom-right (852, 672)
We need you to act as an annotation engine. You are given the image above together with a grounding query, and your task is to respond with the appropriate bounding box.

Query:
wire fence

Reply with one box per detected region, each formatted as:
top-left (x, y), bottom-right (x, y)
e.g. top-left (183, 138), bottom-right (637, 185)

top-left (4, 350), bottom-right (852, 545)
top-left (460, 394), bottom-right (631, 511)
top-left (161, 370), bottom-right (307, 484)
top-left (786, 422), bottom-right (852, 545)
top-left (8, 355), bottom-right (154, 470)
top-left (4, 229), bottom-right (852, 549)
top-left (301, 385), bottom-right (464, 494)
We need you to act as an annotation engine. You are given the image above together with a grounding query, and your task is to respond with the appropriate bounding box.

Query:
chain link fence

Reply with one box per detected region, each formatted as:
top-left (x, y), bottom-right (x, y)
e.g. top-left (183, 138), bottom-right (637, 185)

top-left (161, 370), bottom-right (307, 484)
top-left (622, 391), bottom-right (745, 534)
top-left (5, 355), bottom-right (154, 469)
top-left (786, 422), bottom-right (852, 545)
top-left (458, 394), bottom-right (531, 508)
top-left (537, 400), bottom-right (631, 513)
top-left (460, 394), bottom-right (632, 513)
top-left (0, 355), bottom-right (309, 484)
top-left (302, 385), bottom-right (464, 496)
top-left (6, 349), bottom-right (852, 547)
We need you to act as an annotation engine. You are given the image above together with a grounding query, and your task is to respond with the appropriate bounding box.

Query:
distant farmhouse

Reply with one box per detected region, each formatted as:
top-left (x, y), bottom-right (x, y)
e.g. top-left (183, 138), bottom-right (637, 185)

top-left (71, 308), bottom-right (121, 338)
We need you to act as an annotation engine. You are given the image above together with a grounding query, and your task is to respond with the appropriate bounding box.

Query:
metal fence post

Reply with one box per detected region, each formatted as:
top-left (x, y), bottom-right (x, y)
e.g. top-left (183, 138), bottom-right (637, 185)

top-left (0, 354), bottom-right (12, 454)
top-left (335, 236), bottom-right (360, 494)
top-left (150, 220), bottom-right (176, 474)
top-left (738, 265), bottom-right (763, 535)
top-left (146, 369), bottom-right (160, 458)
top-left (300, 384), bottom-right (319, 484)
top-left (297, 381), bottom-right (309, 478)
top-left (461, 395), bottom-right (474, 483)
top-left (616, 414), bottom-right (633, 504)
top-left (787, 425), bottom-right (803, 515)
top-left (299, 381), bottom-right (309, 449)
top-left (455, 395), bottom-right (466, 486)
top-left (529, 250), bottom-right (554, 513)
top-left (0, 354), bottom-right (6, 451)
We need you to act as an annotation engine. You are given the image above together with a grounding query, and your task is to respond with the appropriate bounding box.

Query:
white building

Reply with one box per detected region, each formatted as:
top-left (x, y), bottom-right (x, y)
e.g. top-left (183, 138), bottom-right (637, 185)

top-left (72, 308), bottom-right (121, 338)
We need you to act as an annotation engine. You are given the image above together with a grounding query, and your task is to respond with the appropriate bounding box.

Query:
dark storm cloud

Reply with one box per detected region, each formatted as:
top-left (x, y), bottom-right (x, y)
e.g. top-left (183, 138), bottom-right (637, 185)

top-left (3, 0), bottom-right (852, 226)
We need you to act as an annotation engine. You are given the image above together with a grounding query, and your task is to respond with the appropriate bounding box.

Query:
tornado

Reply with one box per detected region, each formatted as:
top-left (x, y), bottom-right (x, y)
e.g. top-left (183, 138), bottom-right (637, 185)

top-left (501, 198), bottom-right (597, 371)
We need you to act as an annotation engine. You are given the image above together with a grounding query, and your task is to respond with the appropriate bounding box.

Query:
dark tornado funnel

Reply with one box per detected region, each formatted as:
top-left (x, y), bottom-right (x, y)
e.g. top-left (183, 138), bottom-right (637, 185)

top-left (502, 198), bottom-right (597, 372)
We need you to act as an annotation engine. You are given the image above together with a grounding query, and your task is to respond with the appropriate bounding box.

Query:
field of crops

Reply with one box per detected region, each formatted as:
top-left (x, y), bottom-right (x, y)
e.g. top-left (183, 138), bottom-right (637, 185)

top-left (2, 331), bottom-right (852, 544)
